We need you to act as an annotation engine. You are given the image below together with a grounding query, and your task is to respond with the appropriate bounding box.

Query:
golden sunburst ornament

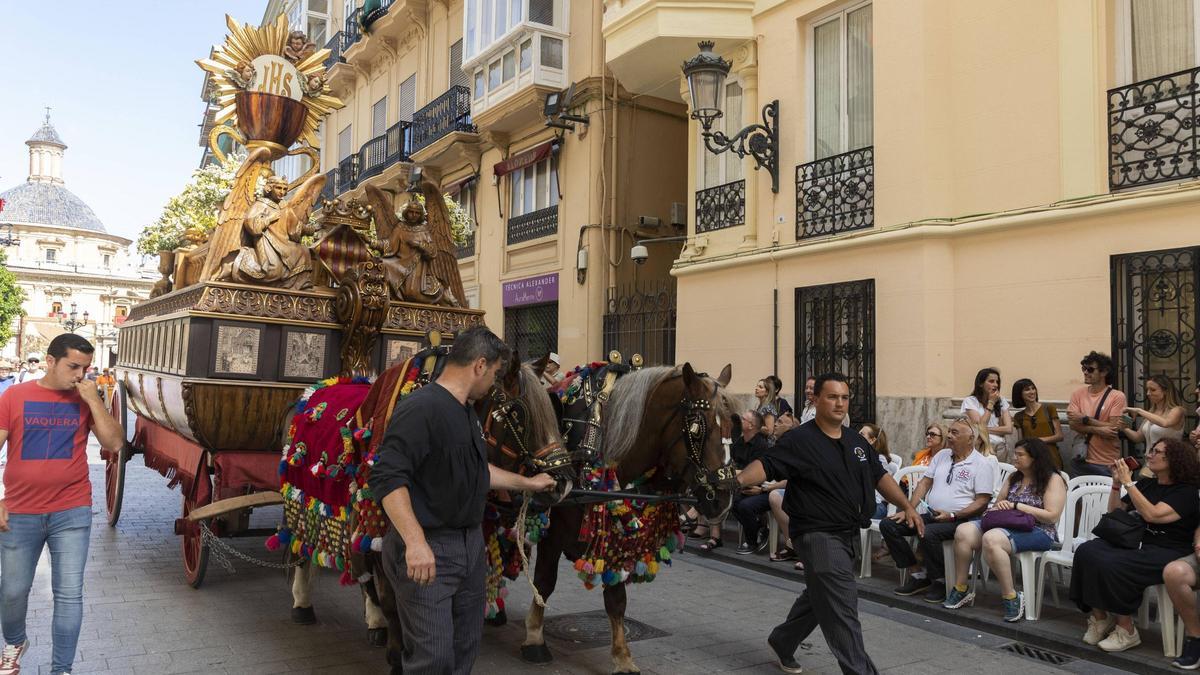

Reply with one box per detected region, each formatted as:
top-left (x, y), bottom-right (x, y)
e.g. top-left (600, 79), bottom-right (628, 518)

top-left (197, 14), bottom-right (343, 153)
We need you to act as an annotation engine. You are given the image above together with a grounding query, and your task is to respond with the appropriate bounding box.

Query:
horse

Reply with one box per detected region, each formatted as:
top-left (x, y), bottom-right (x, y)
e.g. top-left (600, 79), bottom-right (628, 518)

top-left (490, 360), bottom-right (738, 674)
top-left (278, 347), bottom-right (571, 674)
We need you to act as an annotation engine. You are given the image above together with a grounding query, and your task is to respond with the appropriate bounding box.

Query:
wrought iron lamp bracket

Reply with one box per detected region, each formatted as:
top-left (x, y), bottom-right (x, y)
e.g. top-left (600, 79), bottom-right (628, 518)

top-left (697, 100), bottom-right (780, 193)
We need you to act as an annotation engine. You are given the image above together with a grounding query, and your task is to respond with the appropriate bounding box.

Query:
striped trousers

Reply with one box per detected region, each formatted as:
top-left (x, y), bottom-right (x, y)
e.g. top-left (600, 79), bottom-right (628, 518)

top-left (771, 529), bottom-right (879, 675)
top-left (383, 526), bottom-right (487, 674)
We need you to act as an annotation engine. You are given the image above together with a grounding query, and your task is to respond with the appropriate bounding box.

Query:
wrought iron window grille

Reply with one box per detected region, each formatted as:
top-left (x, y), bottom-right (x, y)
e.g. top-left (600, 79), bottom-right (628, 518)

top-left (695, 179), bottom-right (745, 233)
top-left (1108, 66), bottom-right (1200, 190)
top-left (796, 146), bottom-right (874, 239)
top-left (795, 279), bottom-right (876, 424)
top-left (504, 303), bottom-right (558, 363)
top-left (507, 205), bottom-right (558, 245)
top-left (603, 283), bottom-right (677, 367)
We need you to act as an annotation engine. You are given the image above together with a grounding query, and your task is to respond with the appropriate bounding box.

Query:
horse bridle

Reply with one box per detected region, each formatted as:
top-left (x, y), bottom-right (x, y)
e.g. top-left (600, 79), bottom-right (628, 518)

top-left (484, 381), bottom-right (573, 480)
top-left (673, 382), bottom-right (739, 503)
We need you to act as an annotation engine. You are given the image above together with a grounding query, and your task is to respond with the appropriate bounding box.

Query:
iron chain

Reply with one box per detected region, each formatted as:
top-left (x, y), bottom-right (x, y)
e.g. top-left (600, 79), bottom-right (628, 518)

top-left (199, 522), bottom-right (306, 574)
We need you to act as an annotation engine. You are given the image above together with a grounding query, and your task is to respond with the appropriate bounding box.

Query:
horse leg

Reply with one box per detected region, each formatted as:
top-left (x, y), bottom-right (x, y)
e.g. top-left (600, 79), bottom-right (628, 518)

top-left (290, 559), bottom-right (317, 624)
top-left (370, 553), bottom-right (406, 675)
top-left (604, 583), bottom-right (638, 674)
top-left (363, 587), bottom-right (388, 646)
top-left (520, 537), bottom-right (561, 664)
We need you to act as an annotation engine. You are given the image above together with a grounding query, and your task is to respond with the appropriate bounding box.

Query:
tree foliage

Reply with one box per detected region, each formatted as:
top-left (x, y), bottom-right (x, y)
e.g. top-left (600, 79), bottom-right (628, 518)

top-left (0, 248), bottom-right (26, 348)
top-left (137, 153), bottom-right (244, 255)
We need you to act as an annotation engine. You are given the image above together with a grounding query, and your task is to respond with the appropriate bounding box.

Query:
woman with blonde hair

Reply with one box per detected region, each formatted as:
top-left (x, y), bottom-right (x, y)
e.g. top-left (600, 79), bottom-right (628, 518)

top-left (1122, 374), bottom-right (1185, 456)
top-left (754, 377), bottom-right (780, 438)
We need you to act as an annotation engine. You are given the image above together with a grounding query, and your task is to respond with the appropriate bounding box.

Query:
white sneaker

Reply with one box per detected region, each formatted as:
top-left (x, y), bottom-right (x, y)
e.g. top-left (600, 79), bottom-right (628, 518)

top-left (0, 641), bottom-right (28, 675)
top-left (1098, 625), bottom-right (1141, 652)
top-left (1083, 615), bottom-right (1116, 645)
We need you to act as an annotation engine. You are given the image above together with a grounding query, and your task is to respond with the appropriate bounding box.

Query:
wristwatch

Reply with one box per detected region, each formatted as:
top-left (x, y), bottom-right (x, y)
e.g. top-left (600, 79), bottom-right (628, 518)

top-left (949, 511), bottom-right (956, 521)
top-left (1083, 415), bottom-right (1091, 425)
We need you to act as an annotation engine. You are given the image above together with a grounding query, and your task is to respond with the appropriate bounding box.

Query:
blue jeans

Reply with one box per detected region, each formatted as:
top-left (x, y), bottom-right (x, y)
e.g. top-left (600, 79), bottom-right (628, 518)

top-left (0, 506), bottom-right (92, 675)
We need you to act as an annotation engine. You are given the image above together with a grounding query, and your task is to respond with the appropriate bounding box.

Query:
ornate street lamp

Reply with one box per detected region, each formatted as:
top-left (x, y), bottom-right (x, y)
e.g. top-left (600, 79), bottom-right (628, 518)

top-left (59, 303), bottom-right (90, 333)
top-left (682, 41), bottom-right (780, 193)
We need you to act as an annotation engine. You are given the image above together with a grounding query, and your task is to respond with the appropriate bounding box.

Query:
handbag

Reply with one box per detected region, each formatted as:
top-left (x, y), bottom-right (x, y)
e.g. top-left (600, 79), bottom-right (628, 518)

top-left (981, 508), bottom-right (1036, 532)
top-left (1092, 508), bottom-right (1144, 549)
top-left (1070, 386), bottom-right (1113, 462)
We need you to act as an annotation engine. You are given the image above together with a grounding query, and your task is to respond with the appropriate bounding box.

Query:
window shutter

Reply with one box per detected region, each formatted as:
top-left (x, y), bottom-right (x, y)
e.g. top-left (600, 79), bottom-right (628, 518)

top-left (372, 97), bottom-right (387, 137)
top-left (450, 40), bottom-right (470, 89)
top-left (398, 75), bottom-right (416, 121)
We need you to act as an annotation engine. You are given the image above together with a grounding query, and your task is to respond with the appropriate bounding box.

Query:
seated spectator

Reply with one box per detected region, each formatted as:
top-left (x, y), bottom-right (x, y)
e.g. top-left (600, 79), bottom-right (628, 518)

top-left (861, 423), bottom-right (896, 520)
top-left (1162, 486), bottom-right (1200, 668)
top-left (768, 375), bottom-right (794, 417)
top-left (1067, 350), bottom-right (1127, 477)
top-left (1189, 382), bottom-right (1200, 451)
top-left (754, 378), bottom-right (780, 439)
top-left (944, 439), bottom-right (1066, 621)
top-left (1070, 438), bottom-right (1200, 652)
top-left (1012, 378), bottom-right (1064, 470)
top-left (905, 422), bottom-right (948, 490)
top-left (733, 412), bottom-right (784, 554)
top-left (1121, 374), bottom-right (1185, 464)
top-left (962, 367), bottom-right (1014, 461)
top-left (881, 416), bottom-right (996, 602)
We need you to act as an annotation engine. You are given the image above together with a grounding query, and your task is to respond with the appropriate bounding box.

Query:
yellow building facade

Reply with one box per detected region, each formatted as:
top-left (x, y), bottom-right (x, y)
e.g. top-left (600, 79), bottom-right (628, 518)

top-left (605, 0), bottom-right (1200, 451)
top-left (271, 0), bottom-right (688, 368)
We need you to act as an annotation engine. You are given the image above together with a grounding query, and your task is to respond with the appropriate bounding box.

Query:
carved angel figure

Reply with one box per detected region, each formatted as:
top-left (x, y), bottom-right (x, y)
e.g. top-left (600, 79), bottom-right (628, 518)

top-left (216, 172), bottom-right (326, 290)
top-left (226, 62), bottom-right (257, 90)
top-left (363, 182), bottom-right (464, 307)
top-left (283, 30), bottom-right (317, 64)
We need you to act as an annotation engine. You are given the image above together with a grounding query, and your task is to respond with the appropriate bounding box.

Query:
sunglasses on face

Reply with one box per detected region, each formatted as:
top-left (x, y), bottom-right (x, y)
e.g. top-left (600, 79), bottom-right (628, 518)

top-left (926, 431), bottom-right (941, 437)
top-left (1081, 365), bottom-right (1097, 373)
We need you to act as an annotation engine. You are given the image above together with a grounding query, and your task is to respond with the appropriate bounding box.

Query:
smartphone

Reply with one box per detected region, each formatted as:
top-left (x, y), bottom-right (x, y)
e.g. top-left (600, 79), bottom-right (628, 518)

top-left (1120, 414), bottom-right (1135, 428)
top-left (1123, 456), bottom-right (1140, 472)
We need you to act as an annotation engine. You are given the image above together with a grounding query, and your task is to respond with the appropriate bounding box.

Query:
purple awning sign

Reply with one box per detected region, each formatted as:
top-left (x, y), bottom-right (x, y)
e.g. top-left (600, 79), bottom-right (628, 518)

top-left (502, 273), bottom-right (559, 307)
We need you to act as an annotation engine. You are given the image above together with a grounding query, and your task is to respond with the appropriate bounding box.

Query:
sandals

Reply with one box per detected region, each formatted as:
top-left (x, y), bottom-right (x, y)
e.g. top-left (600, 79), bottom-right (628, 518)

top-left (698, 538), bottom-right (722, 553)
top-left (679, 513), bottom-right (699, 535)
top-left (770, 547), bottom-right (797, 562)
top-left (688, 524), bottom-right (711, 540)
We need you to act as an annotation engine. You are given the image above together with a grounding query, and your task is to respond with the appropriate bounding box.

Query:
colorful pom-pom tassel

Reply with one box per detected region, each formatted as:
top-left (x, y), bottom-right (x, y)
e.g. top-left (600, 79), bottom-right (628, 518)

top-left (339, 569), bottom-right (355, 586)
top-left (265, 534), bottom-right (280, 551)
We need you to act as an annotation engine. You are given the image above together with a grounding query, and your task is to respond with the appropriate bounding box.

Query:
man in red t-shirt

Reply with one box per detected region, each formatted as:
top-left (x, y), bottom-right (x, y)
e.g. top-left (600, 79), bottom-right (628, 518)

top-left (1067, 350), bottom-right (1128, 477)
top-left (0, 334), bottom-right (124, 675)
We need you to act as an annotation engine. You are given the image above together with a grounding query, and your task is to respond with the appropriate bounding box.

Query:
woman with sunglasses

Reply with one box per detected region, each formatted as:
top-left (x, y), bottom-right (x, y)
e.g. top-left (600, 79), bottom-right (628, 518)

top-left (1070, 439), bottom-right (1200, 652)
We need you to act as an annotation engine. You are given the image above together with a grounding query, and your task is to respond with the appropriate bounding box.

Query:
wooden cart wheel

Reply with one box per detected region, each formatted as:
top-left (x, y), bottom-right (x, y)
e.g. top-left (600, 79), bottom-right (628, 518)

top-left (104, 381), bottom-right (128, 527)
top-left (181, 497), bottom-right (210, 589)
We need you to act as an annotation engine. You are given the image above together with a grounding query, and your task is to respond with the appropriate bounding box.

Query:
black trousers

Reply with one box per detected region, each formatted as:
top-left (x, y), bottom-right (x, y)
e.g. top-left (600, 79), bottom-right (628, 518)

top-left (732, 492), bottom-right (772, 542)
top-left (771, 530), bottom-right (879, 675)
top-left (383, 526), bottom-right (486, 675)
top-left (878, 513), bottom-right (958, 580)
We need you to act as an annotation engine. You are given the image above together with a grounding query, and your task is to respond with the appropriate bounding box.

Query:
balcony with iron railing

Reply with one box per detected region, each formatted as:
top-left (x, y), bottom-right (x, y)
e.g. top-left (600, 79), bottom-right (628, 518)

top-left (326, 120), bottom-right (413, 198)
top-left (695, 179), bottom-right (745, 233)
top-left (506, 205), bottom-right (558, 245)
top-left (795, 147), bottom-right (874, 240)
top-left (411, 85), bottom-right (477, 154)
top-left (456, 231), bottom-right (476, 259)
top-left (1109, 66), bottom-right (1200, 191)
top-left (319, 168), bottom-right (337, 203)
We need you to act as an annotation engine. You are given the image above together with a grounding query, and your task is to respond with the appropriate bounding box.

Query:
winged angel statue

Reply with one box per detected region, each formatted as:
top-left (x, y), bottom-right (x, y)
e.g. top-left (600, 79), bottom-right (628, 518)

top-left (363, 181), bottom-right (465, 307)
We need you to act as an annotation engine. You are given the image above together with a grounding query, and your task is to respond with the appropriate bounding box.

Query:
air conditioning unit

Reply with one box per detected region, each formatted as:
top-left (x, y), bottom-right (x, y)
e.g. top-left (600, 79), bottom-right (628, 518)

top-left (670, 202), bottom-right (686, 227)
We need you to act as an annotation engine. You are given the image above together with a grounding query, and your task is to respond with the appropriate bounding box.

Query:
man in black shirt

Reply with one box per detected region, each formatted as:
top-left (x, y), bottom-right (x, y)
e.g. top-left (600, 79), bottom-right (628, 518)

top-left (731, 410), bottom-right (779, 554)
top-left (736, 373), bottom-right (923, 675)
top-left (372, 327), bottom-right (556, 674)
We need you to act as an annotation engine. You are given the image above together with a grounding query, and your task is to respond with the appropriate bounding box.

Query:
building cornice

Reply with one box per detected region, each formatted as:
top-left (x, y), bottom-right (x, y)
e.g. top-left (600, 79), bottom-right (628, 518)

top-left (12, 268), bottom-right (155, 288)
top-left (3, 220), bottom-right (133, 247)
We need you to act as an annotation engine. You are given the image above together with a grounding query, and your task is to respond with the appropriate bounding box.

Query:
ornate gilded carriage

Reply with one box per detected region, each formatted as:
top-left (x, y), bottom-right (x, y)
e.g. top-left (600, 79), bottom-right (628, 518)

top-left (106, 15), bottom-right (482, 586)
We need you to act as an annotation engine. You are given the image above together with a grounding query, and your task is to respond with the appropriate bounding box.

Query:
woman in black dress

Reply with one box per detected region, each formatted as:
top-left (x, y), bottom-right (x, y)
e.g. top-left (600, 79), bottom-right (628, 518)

top-left (1070, 438), bottom-right (1200, 652)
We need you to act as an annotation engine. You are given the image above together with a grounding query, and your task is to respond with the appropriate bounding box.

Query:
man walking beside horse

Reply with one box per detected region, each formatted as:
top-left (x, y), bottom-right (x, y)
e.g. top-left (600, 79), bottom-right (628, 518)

top-left (372, 326), bottom-right (556, 674)
top-left (736, 372), bottom-right (923, 674)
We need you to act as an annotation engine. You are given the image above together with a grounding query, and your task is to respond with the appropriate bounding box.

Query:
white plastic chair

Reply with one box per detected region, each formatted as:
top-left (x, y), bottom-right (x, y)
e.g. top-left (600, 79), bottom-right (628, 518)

top-left (1139, 585), bottom-right (1177, 657)
top-left (1033, 485), bottom-right (1111, 618)
top-left (860, 465), bottom-right (926, 578)
top-left (995, 462), bottom-right (1016, 495)
top-left (1068, 475), bottom-right (1113, 491)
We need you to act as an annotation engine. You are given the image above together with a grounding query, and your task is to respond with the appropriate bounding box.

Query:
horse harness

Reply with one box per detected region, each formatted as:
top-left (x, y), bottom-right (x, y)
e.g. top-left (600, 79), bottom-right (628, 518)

top-left (484, 378), bottom-right (572, 480)
top-left (669, 379), bottom-right (739, 503)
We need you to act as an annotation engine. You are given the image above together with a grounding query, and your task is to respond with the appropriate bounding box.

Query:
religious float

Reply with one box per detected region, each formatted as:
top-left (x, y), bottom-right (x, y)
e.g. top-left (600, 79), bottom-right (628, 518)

top-left (107, 15), bottom-right (481, 587)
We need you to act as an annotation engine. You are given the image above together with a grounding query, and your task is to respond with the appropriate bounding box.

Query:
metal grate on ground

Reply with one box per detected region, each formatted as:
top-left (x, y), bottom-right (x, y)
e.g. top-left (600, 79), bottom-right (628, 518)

top-left (995, 641), bottom-right (1074, 666)
top-left (541, 610), bottom-right (669, 649)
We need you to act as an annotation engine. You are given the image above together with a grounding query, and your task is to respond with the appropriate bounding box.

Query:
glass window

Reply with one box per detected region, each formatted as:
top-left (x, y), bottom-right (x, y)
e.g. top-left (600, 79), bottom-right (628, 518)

top-left (116, 306), bottom-right (129, 317)
top-left (503, 51), bottom-right (516, 81)
top-left (482, 0), bottom-right (492, 48)
top-left (45, 249), bottom-right (56, 262)
top-left (1130, 0), bottom-right (1196, 80)
top-left (489, 60), bottom-right (502, 89)
top-left (474, 70), bottom-right (485, 99)
top-left (52, 301), bottom-right (62, 315)
top-left (510, 0), bottom-right (523, 30)
top-left (520, 39), bottom-right (532, 71)
top-left (510, 156), bottom-right (557, 215)
top-left (812, 4), bottom-right (872, 160)
top-left (466, 0), bottom-right (477, 57)
top-left (103, 254), bottom-right (111, 268)
top-left (372, 96), bottom-right (387, 137)
top-left (338, 124), bottom-right (353, 161)
top-left (529, 0), bottom-right (553, 25)
top-left (724, 82), bottom-right (744, 181)
top-left (287, 0), bottom-right (304, 31)
top-left (541, 36), bottom-right (563, 69)
top-left (494, 0), bottom-right (507, 40)
top-left (398, 75), bottom-right (416, 121)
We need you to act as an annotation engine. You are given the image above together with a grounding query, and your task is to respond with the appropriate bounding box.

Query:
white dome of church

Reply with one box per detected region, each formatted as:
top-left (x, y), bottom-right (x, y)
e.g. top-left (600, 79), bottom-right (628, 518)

top-left (0, 113), bottom-right (107, 233)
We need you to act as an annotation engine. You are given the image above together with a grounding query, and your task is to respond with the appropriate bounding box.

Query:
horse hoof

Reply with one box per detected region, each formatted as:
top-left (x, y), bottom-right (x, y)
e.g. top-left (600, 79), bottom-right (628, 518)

top-left (521, 643), bottom-right (553, 663)
top-left (485, 610), bottom-right (508, 627)
top-left (291, 606), bottom-right (317, 624)
top-left (367, 627), bottom-right (388, 647)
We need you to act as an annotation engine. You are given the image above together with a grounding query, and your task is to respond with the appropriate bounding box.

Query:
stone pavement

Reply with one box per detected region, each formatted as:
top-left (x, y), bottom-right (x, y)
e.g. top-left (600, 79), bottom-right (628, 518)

top-left (8, 441), bottom-right (1130, 674)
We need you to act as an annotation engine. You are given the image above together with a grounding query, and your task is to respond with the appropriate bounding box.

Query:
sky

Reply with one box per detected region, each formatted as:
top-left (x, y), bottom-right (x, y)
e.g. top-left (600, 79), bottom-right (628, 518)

top-left (0, 1), bottom-right (269, 243)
